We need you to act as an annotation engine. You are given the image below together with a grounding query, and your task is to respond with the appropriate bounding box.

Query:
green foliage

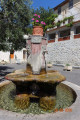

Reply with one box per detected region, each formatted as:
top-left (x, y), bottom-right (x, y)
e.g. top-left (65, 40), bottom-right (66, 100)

top-left (0, 0), bottom-right (32, 51)
top-left (55, 20), bottom-right (63, 27)
top-left (63, 16), bottom-right (73, 23)
top-left (26, 27), bottom-right (33, 35)
top-left (32, 7), bottom-right (57, 32)
top-left (45, 14), bottom-right (58, 29)
top-left (66, 22), bottom-right (73, 27)
top-left (66, 64), bottom-right (70, 66)
top-left (68, 16), bottom-right (74, 20)
top-left (63, 17), bottom-right (68, 22)
top-left (54, 16), bottom-right (74, 28)
top-left (10, 47), bottom-right (14, 54)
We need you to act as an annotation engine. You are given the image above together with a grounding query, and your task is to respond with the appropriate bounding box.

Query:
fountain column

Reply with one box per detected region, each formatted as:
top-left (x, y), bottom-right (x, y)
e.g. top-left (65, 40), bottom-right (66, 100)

top-left (26, 26), bottom-right (47, 74)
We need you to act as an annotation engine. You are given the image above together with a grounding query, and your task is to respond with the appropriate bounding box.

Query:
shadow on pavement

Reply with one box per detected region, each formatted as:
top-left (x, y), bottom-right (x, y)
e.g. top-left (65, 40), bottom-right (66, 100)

top-left (0, 66), bottom-right (14, 82)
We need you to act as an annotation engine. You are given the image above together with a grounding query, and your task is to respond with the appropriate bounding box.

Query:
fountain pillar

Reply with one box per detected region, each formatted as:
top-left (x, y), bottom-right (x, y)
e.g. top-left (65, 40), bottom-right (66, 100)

top-left (26, 26), bottom-right (47, 74)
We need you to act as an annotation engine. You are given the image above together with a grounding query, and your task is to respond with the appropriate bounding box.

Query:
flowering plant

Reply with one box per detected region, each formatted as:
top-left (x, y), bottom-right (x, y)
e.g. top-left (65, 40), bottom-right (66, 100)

top-left (32, 14), bottom-right (46, 27)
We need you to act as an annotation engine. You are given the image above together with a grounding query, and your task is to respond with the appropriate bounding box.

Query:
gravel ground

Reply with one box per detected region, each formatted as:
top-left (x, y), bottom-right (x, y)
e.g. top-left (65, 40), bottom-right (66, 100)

top-left (0, 63), bottom-right (80, 86)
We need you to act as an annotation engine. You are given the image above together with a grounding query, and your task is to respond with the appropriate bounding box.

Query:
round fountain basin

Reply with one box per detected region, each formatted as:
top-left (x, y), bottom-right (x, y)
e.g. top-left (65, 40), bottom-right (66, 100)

top-left (4, 69), bottom-right (66, 109)
top-left (0, 81), bottom-right (76, 114)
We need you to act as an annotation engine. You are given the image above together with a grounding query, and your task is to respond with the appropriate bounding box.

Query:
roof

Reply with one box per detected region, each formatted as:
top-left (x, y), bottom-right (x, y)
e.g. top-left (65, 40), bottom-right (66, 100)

top-left (54, 0), bottom-right (70, 10)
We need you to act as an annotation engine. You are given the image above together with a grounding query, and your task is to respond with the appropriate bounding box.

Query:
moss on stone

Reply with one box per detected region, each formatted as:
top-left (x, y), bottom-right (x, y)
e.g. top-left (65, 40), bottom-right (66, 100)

top-left (0, 82), bottom-right (76, 114)
top-left (39, 96), bottom-right (56, 111)
top-left (15, 94), bottom-right (30, 109)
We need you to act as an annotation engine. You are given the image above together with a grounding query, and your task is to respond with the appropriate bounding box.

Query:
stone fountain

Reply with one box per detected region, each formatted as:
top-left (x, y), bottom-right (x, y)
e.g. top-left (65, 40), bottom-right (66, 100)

top-left (5, 26), bottom-right (66, 110)
top-left (3, 26), bottom-right (76, 113)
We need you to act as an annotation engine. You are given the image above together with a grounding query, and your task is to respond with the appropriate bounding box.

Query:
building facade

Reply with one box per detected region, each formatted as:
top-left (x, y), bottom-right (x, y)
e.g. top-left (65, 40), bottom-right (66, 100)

top-left (47, 0), bottom-right (80, 66)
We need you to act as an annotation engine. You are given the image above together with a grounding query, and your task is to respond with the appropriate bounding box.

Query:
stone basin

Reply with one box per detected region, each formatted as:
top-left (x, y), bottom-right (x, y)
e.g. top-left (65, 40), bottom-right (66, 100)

top-left (5, 69), bottom-right (66, 83)
top-left (5, 69), bottom-right (66, 110)
top-left (0, 81), bottom-right (77, 114)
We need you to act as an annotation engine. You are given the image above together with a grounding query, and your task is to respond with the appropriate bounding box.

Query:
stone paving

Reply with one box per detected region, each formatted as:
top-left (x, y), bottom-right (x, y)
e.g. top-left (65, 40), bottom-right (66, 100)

top-left (0, 63), bottom-right (26, 82)
top-left (49, 65), bottom-right (80, 86)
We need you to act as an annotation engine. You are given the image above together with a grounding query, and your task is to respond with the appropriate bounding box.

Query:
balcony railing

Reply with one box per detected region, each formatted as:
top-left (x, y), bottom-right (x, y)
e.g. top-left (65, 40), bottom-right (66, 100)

top-left (74, 33), bottom-right (80, 39)
top-left (48, 39), bottom-right (55, 43)
top-left (58, 35), bottom-right (70, 41)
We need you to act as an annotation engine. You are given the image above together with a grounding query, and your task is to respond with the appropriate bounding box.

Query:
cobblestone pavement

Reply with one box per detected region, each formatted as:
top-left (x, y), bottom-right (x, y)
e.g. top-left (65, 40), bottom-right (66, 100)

top-left (0, 63), bottom-right (80, 86)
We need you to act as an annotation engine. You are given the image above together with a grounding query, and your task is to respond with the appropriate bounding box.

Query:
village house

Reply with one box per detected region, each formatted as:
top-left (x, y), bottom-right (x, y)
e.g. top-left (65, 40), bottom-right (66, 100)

top-left (47, 0), bottom-right (80, 66)
top-left (0, 35), bottom-right (28, 64)
top-left (47, 0), bottom-right (80, 42)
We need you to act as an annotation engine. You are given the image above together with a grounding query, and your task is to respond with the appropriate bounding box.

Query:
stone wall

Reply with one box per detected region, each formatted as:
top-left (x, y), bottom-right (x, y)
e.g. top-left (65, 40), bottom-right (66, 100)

top-left (47, 38), bottom-right (80, 66)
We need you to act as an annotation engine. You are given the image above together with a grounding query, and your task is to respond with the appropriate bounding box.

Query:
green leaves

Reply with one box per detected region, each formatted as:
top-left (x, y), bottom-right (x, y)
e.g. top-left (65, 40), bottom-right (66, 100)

top-left (0, 0), bottom-right (32, 51)
top-left (54, 16), bottom-right (74, 28)
top-left (66, 22), bottom-right (73, 27)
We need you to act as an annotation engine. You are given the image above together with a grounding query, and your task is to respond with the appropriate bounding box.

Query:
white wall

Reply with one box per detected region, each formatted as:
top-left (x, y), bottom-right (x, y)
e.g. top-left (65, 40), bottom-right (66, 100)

top-left (54, 0), bottom-right (80, 24)
top-left (0, 51), bottom-right (10, 62)
top-left (0, 49), bottom-right (27, 63)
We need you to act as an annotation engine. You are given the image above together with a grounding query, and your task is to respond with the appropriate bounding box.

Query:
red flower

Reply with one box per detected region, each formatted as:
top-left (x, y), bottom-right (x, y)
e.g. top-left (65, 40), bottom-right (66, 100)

top-left (32, 18), bottom-right (34, 20)
top-left (38, 15), bottom-right (40, 18)
top-left (36, 20), bottom-right (39, 22)
top-left (34, 14), bottom-right (37, 16)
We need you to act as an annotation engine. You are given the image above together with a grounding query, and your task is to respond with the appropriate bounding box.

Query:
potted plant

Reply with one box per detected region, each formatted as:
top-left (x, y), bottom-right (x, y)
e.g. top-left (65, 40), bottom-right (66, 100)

top-left (64, 64), bottom-right (72, 71)
top-left (32, 14), bottom-right (46, 36)
top-left (47, 62), bottom-right (53, 68)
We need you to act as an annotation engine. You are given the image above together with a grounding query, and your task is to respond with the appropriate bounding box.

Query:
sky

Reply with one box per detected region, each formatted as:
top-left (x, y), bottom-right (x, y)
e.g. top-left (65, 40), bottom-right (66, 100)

top-left (32, 0), bottom-right (65, 10)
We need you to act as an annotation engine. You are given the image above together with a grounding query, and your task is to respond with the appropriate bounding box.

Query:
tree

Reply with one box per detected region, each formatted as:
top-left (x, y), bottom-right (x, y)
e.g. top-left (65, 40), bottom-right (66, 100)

top-left (0, 0), bottom-right (32, 51)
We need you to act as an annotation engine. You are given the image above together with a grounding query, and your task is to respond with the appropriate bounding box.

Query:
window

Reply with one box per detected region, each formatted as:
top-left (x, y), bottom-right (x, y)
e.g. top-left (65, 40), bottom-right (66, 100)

top-left (60, 29), bottom-right (70, 37)
top-left (69, 0), bottom-right (73, 9)
top-left (76, 26), bottom-right (80, 34)
top-left (49, 33), bottom-right (55, 40)
top-left (58, 7), bottom-right (61, 15)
